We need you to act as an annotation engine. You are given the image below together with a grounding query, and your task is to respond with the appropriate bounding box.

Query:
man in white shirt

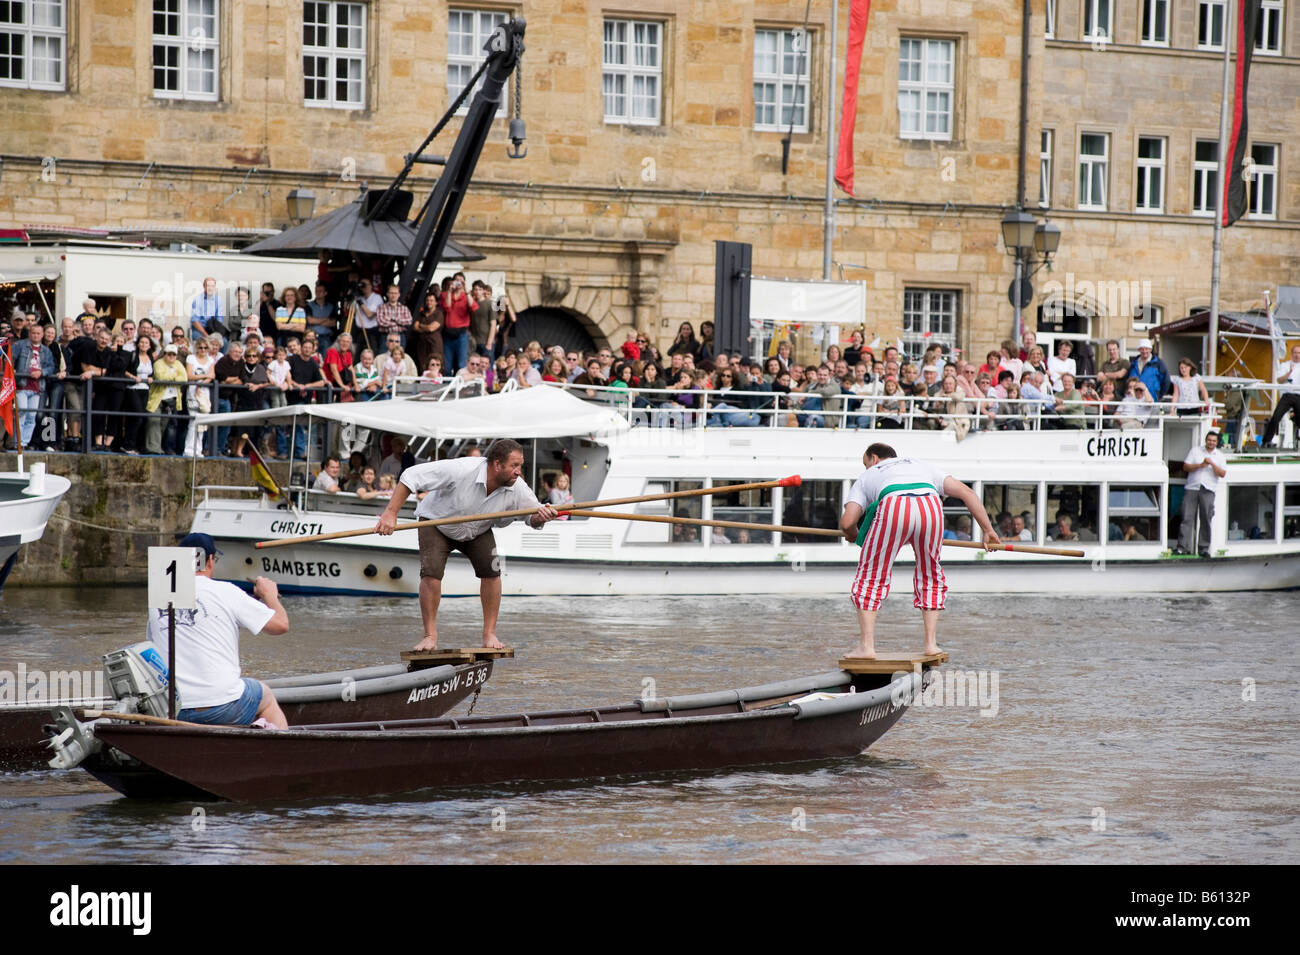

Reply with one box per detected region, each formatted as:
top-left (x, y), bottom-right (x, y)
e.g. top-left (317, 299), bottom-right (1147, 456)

top-left (374, 439), bottom-right (558, 651)
top-left (1177, 431), bottom-right (1227, 557)
top-left (147, 533), bottom-right (290, 728)
top-left (838, 443), bottom-right (997, 659)
top-left (1261, 344), bottom-right (1300, 448)
top-left (312, 456), bottom-right (342, 493)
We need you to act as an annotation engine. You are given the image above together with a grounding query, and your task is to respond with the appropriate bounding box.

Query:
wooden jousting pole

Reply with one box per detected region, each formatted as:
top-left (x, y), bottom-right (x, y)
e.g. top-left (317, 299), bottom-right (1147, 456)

top-left (564, 509), bottom-right (1086, 557)
top-left (255, 476), bottom-right (804, 549)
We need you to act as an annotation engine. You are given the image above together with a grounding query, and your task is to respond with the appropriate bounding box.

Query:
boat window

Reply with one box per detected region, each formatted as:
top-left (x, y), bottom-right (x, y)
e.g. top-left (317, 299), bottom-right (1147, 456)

top-left (712, 479), bottom-right (774, 544)
top-left (1226, 485), bottom-right (1276, 541)
top-left (1046, 484), bottom-right (1100, 542)
top-left (983, 483), bottom-right (1039, 543)
top-left (781, 480), bottom-right (843, 543)
top-left (942, 481), bottom-right (977, 540)
top-left (1107, 484), bottom-right (1161, 543)
top-left (1284, 486), bottom-right (1300, 541)
top-left (628, 480), bottom-right (704, 545)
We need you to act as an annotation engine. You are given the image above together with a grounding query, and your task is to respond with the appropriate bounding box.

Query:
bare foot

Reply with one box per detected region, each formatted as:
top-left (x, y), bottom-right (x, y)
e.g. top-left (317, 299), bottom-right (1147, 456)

top-left (923, 645), bottom-right (943, 656)
top-left (412, 635), bottom-right (438, 652)
top-left (482, 634), bottom-right (505, 650)
top-left (842, 648), bottom-right (877, 660)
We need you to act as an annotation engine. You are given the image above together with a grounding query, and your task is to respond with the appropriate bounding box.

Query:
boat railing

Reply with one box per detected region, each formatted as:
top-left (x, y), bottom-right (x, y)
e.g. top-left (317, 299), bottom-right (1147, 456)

top-left (534, 381), bottom-right (1227, 435)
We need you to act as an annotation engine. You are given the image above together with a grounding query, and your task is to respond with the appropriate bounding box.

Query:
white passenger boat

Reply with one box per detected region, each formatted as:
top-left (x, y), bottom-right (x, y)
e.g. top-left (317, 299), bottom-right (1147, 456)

top-left (0, 463), bottom-right (72, 594)
top-left (193, 386), bottom-right (1300, 596)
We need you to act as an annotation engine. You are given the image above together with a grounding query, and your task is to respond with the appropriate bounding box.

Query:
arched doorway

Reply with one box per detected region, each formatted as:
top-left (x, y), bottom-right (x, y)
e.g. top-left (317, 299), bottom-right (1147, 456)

top-left (507, 306), bottom-right (598, 355)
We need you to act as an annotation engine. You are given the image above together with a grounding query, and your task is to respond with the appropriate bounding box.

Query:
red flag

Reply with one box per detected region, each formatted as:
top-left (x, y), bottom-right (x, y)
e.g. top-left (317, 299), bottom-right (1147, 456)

top-left (834, 0), bottom-right (873, 197)
top-left (0, 341), bottom-right (15, 437)
top-left (1222, 0), bottom-right (1262, 226)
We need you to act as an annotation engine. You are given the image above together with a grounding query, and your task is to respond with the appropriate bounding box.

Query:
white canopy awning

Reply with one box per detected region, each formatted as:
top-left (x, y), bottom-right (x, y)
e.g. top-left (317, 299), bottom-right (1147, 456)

top-left (196, 384), bottom-right (630, 441)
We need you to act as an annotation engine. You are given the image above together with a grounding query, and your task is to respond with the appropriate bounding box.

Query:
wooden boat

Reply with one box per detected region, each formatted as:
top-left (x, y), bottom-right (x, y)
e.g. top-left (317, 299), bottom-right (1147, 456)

top-left (63, 668), bottom-right (926, 802)
top-left (4, 659), bottom-right (491, 773)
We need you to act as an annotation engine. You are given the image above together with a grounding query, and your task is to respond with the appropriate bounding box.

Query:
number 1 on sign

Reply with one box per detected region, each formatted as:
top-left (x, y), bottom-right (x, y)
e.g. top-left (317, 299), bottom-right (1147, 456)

top-left (148, 547), bottom-right (197, 609)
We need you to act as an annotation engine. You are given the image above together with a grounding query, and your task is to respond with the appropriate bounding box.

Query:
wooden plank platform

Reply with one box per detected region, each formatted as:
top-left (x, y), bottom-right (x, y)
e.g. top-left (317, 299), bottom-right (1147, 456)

top-left (837, 652), bottom-right (948, 674)
top-left (402, 647), bottom-right (515, 669)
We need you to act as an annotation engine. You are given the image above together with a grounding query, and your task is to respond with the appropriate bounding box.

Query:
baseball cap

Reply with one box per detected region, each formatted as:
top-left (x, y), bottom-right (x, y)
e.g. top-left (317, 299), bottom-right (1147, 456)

top-left (1138, 338), bottom-right (1153, 349)
top-left (164, 343), bottom-right (178, 354)
top-left (263, 345), bottom-right (275, 356)
top-left (179, 532), bottom-right (223, 559)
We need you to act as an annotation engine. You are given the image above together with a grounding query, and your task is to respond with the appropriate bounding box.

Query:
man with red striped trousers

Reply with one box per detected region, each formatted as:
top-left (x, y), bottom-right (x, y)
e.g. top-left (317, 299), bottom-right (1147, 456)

top-left (839, 443), bottom-right (997, 659)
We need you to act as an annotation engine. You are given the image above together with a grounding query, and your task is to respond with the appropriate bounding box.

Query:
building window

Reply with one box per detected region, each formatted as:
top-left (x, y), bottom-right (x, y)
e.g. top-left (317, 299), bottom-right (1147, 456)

top-left (303, 1), bottom-right (365, 109)
top-left (1045, 0), bottom-right (1056, 39)
top-left (448, 8), bottom-right (508, 114)
top-left (1083, 0), bottom-right (1112, 42)
top-left (1039, 129), bottom-right (1053, 207)
top-left (1192, 140), bottom-right (1218, 216)
top-left (1248, 143), bottom-right (1278, 220)
top-left (0, 0), bottom-right (65, 90)
top-left (1198, 1), bottom-right (1226, 50)
top-left (1078, 132), bottom-right (1109, 211)
top-left (1256, 0), bottom-right (1284, 54)
top-left (753, 28), bottom-right (810, 133)
top-left (152, 0), bottom-right (218, 101)
top-left (603, 18), bottom-right (661, 125)
top-left (1141, 0), bottom-right (1170, 45)
top-left (898, 38), bottom-right (954, 141)
top-left (1133, 303), bottom-right (1163, 330)
top-left (903, 288), bottom-right (959, 360)
top-left (1135, 136), bottom-right (1165, 214)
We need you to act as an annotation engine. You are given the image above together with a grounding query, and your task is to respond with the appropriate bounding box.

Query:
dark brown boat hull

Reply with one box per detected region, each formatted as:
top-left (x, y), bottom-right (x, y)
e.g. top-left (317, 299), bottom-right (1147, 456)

top-left (89, 672), bottom-right (920, 802)
top-left (5, 660), bottom-right (491, 773)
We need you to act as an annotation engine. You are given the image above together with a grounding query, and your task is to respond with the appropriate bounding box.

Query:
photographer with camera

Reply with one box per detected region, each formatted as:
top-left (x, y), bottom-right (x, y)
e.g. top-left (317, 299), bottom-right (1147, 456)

top-left (440, 272), bottom-right (474, 373)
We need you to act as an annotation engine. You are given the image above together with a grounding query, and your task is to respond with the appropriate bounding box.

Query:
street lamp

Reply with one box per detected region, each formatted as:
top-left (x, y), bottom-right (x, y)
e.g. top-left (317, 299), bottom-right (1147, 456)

top-left (1001, 209), bottom-right (1061, 345)
top-left (286, 187), bottom-right (316, 225)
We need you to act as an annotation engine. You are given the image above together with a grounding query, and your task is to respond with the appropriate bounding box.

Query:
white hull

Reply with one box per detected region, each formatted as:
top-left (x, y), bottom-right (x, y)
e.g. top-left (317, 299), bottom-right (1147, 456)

top-left (0, 469), bottom-right (72, 579)
top-left (211, 525), bottom-right (1300, 597)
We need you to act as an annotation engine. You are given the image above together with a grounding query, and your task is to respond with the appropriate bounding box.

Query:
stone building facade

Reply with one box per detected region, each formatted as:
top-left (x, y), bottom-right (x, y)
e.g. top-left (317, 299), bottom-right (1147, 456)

top-left (0, 0), bottom-right (1295, 362)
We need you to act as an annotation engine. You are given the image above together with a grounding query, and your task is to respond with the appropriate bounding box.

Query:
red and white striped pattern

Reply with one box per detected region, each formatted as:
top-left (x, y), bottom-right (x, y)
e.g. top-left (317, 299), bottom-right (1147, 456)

top-left (850, 493), bottom-right (947, 611)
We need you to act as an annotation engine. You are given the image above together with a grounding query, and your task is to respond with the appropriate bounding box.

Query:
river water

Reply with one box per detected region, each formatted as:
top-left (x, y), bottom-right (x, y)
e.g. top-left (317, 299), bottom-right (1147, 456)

top-left (1, 586), bottom-right (1296, 864)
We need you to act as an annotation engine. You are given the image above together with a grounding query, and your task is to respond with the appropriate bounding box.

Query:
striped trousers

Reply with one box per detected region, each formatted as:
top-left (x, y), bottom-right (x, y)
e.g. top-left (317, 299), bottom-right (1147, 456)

top-left (850, 493), bottom-right (947, 611)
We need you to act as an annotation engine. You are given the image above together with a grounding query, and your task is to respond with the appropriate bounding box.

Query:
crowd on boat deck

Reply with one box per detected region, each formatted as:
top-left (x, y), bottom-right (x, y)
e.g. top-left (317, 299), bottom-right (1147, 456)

top-left (2, 284), bottom-right (1276, 457)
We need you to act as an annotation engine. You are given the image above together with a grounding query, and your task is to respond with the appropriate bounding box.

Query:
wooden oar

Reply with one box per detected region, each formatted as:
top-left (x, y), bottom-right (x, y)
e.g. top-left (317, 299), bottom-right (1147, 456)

top-left (256, 476), bottom-right (803, 549)
top-left (74, 708), bottom-right (201, 728)
top-left (565, 510), bottom-right (1086, 557)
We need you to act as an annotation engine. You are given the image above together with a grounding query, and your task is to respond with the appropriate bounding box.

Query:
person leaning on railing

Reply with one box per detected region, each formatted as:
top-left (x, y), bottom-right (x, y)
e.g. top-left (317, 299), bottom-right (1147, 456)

top-left (1054, 373), bottom-right (1087, 429)
top-left (145, 344), bottom-right (189, 455)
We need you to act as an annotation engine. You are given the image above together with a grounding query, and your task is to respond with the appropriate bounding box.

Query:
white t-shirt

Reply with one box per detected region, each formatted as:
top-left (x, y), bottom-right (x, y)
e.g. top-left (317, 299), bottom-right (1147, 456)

top-left (146, 575), bottom-right (275, 708)
top-left (1047, 355), bottom-right (1076, 392)
top-left (356, 292), bottom-right (382, 330)
top-left (1184, 445), bottom-right (1227, 492)
top-left (267, 358), bottom-right (291, 387)
top-left (847, 457), bottom-right (950, 510)
top-left (400, 456), bottom-right (542, 540)
top-left (186, 354), bottom-right (214, 404)
top-left (1278, 360), bottom-right (1300, 394)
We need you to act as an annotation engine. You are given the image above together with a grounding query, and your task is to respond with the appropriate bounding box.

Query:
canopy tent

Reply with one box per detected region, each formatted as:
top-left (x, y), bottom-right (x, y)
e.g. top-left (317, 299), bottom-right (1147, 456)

top-left (196, 384), bottom-right (630, 441)
top-left (242, 196), bottom-right (484, 262)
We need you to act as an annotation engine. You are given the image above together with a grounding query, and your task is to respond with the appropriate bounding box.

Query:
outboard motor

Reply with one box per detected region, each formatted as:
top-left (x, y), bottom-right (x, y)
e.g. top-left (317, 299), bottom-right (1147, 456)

top-left (48, 643), bottom-right (181, 770)
top-left (102, 642), bottom-right (180, 717)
